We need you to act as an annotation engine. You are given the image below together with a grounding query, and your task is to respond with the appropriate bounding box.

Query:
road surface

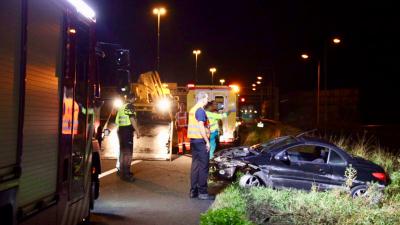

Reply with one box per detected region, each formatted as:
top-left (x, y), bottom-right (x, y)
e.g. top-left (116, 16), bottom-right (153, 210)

top-left (90, 156), bottom-right (222, 225)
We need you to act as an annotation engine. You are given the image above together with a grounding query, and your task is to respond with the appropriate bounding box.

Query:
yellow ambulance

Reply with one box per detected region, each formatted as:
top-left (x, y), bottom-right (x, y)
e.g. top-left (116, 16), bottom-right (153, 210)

top-left (186, 84), bottom-right (239, 144)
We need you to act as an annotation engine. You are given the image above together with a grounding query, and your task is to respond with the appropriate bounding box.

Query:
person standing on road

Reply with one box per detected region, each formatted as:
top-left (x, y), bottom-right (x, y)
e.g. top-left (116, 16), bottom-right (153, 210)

top-left (175, 103), bottom-right (190, 154)
top-left (205, 101), bottom-right (229, 159)
top-left (187, 92), bottom-right (215, 200)
top-left (115, 96), bottom-right (140, 182)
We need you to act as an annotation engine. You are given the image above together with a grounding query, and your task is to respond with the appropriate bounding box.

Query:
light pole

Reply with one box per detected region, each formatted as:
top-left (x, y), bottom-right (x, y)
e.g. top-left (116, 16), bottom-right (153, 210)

top-left (301, 36), bottom-right (341, 127)
top-left (219, 79), bottom-right (225, 86)
top-left (301, 53), bottom-right (321, 126)
top-left (209, 67), bottom-right (216, 85)
top-left (193, 49), bottom-right (201, 83)
top-left (153, 7), bottom-right (166, 72)
top-left (323, 37), bottom-right (341, 125)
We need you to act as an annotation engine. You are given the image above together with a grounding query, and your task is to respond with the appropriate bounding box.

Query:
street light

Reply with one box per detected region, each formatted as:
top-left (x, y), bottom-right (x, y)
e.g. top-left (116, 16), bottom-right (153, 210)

top-left (256, 81), bottom-right (261, 85)
top-left (257, 76), bottom-right (263, 80)
top-left (193, 49), bottom-right (201, 83)
top-left (332, 38), bottom-right (341, 45)
top-left (219, 79), bottom-right (225, 86)
top-left (301, 54), bottom-right (309, 59)
top-left (153, 7), bottom-right (166, 72)
top-left (252, 84), bottom-right (256, 87)
top-left (209, 67), bottom-right (216, 85)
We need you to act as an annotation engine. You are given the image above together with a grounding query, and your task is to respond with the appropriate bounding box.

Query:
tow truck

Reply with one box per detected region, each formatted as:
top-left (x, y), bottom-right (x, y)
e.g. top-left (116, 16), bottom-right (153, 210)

top-left (100, 70), bottom-right (176, 161)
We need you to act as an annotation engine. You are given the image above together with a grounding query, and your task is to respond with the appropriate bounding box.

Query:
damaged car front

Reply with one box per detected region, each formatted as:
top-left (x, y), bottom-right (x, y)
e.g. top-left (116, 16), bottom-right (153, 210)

top-left (211, 146), bottom-right (251, 179)
top-left (210, 136), bottom-right (294, 180)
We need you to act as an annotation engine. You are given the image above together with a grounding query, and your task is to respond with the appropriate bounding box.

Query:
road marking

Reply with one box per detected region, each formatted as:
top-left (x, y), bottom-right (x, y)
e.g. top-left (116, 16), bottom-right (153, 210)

top-left (99, 160), bottom-right (143, 179)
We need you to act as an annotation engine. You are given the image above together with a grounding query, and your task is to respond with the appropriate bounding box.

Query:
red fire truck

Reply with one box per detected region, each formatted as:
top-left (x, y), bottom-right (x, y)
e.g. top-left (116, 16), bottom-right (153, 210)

top-left (0, 0), bottom-right (101, 224)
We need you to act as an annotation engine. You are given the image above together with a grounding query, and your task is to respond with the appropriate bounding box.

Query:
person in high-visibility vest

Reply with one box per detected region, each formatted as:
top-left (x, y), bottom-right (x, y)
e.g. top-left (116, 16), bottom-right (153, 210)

top-left (115, 97), bottom-right (140, 182)
top-left (205, 101), bottom-right (229, 159)
top-left (175, 103), bottom-right (190, 154)
top-left (188, 92), bottom-right (215, 200)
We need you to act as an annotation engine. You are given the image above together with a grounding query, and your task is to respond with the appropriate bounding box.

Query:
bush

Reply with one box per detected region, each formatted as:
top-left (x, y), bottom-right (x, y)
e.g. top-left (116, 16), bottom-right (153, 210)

top-left (211, 185), bottom-right (247, 215)
top-left (210, 185), bottom-right (400, 225)
top-left (200, 207), bottom-right (253, 225)
top-left (385, 171), bottom-right (400, 203)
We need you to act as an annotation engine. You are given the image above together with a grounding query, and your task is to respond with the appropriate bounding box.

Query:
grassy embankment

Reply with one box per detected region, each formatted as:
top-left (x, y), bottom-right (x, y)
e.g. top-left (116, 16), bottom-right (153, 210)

top-left (202, 124), bottom-right (400, 225)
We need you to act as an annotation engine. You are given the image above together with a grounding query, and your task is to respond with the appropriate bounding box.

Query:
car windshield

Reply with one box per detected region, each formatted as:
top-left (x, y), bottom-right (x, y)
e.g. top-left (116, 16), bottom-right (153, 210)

top-left (251, 136), bottom-right (298, 152)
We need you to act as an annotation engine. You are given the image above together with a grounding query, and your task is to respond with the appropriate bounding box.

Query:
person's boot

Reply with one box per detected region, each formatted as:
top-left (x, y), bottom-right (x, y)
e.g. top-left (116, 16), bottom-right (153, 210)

top-left (121, 174), bottom-right (135, 182)
top-left (198, 193), bottom-right (215, 200)
top-left (189, 189), bottom-right (198, 198)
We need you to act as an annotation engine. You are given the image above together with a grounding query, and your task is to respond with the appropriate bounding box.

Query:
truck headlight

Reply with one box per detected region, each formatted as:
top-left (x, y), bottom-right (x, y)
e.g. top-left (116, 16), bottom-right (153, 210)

top-left (113, 98), bottom-right (123, 108)
top-left (157, 98), bottom-right (171, 112)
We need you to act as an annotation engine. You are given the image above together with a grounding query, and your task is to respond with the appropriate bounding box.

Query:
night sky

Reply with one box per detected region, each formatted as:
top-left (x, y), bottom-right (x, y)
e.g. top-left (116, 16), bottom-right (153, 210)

top-left (92, 0), bottom-right (399, 123)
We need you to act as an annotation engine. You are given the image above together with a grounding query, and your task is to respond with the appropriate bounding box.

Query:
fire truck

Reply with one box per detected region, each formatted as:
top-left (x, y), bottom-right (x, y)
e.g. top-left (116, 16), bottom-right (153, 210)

top-left (186, 84), bottom-right (240, 144)
top-left (0, 0), bottom-right (102, 224)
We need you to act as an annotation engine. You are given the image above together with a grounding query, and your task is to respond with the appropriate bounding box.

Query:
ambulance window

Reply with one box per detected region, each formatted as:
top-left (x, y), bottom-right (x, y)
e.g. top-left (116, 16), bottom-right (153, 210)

top-left (215, 96), bottom-right (225, 110)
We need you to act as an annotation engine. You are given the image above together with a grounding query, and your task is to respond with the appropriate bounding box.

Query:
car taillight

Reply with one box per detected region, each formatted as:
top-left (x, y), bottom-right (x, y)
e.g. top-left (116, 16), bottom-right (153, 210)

top-left (372, 172), bottom-right (387, 182)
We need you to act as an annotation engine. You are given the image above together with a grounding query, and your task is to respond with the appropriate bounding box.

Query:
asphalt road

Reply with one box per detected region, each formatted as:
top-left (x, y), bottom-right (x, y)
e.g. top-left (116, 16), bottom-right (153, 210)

top-left (90, 156), bottom-right (221, 225)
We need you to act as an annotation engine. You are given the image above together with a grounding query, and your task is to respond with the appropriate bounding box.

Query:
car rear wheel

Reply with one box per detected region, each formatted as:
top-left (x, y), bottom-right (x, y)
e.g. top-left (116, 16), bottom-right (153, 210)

top-left (239, 174), bottom-right (262, 188)
top-left (350, 185), bottom-right (368, 198)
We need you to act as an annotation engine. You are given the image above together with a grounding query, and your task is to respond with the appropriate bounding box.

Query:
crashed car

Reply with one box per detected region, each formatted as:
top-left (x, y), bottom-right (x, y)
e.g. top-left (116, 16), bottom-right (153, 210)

top-left (211, 135), bottom-right (389, 197)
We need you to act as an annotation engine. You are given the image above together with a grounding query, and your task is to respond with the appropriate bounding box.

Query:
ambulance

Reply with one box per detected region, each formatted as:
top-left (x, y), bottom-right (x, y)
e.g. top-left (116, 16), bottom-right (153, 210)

top-left (186, 84), bottom-right (239, 144)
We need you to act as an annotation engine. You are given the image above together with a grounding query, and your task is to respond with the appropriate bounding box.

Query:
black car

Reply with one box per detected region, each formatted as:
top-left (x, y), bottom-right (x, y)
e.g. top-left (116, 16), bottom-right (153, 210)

top-left (211, 135), bottom-right (389, 197)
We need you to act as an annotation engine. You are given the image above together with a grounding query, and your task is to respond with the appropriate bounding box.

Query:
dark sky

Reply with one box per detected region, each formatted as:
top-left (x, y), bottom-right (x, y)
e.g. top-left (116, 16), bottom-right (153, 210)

top-left (92, 0), bottom-right (399, 123)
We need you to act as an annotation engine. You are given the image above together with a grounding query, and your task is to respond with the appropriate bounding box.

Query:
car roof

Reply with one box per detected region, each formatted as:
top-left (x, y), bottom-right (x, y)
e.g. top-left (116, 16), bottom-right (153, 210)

top-left (267, 136), bottom-right (351, 160)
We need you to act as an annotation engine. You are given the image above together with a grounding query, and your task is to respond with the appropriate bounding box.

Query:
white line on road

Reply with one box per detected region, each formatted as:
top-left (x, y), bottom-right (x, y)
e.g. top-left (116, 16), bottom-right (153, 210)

top-left (99, 160), bottom-right (143, 179)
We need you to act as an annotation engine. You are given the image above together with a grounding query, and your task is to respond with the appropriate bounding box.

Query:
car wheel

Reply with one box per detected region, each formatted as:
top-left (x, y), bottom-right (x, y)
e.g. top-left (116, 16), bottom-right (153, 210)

top-left (239, 174), bottom-right (262, 188)
top-left (350, 185), bottom-right (368, 198)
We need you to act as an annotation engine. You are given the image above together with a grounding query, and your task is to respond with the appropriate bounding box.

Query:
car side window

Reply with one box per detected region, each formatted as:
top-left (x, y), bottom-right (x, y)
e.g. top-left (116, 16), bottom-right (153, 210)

top-left (328, 150), bottom-right (346, 165)
top-left (286, 145), bottom-right (329, 163)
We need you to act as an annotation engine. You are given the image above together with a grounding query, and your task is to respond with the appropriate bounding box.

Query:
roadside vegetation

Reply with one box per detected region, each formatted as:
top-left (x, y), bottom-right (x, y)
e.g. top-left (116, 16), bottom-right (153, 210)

top-left (202, 129), bottom-right (400, 225)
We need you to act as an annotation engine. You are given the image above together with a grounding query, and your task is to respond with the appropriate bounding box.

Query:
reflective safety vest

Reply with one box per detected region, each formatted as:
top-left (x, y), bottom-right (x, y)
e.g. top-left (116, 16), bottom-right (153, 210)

top-left (175, 111), bottom-right (188, 128)
top-left (206, 111), bottom-right (228, 132)
top-left (62, 98), bottom-right (79, 134)
top-left (187, 103), bottom-right (207, 139)
top-left (116, 103), bottom-right (135, 127)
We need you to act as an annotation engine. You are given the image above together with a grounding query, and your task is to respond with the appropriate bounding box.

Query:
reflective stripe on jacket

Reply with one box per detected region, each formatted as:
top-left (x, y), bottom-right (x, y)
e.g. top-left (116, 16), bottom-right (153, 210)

top-left (62, 98), bottom-right (79, 134)
top-left (175, 112), bottom-right (188, 128)
top-left (116, 103), bottom-right (135, 127)
top-left (187, 103), bottom-right (206, 139)
top-left (206, 111), bottom-right (227, 132)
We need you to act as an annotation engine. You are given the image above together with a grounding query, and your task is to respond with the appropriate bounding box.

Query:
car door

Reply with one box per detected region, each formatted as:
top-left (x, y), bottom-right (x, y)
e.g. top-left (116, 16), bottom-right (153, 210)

top-left (326, 149), bottom-right (348, 187)
top-left (269, 144), bottom-right (332, 191)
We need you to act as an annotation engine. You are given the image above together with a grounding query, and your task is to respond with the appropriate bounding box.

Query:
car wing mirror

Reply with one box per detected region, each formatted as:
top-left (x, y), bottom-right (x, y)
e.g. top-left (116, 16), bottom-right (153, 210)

top-left (275, 152), bottom-right (290, 162)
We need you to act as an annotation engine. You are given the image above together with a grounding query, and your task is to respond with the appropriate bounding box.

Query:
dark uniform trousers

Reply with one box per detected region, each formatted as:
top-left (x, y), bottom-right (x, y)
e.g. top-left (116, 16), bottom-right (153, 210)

top-left (118, 125), bottom-right (134, 177)
top-left (190, 139), bottom-right (209, 194)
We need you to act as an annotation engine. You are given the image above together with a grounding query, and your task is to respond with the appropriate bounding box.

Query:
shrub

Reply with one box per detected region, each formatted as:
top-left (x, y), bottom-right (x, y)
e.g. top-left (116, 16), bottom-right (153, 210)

top-left (200, 207), bottom-right (253, 225)
top-left (385, 171), bottom-right (400, 203)
top-left (211, 185), bottom-right (247, 215)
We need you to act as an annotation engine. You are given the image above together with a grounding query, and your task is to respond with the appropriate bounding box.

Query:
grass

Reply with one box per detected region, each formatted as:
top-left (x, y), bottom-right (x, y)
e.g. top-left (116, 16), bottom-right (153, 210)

top-left (201, 133), bottom-right (400, 225)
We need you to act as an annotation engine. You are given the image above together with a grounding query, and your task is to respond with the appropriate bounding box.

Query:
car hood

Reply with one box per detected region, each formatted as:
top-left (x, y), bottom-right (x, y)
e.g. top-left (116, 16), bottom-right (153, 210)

top-left (214, 146), bottom-right (252, 159)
